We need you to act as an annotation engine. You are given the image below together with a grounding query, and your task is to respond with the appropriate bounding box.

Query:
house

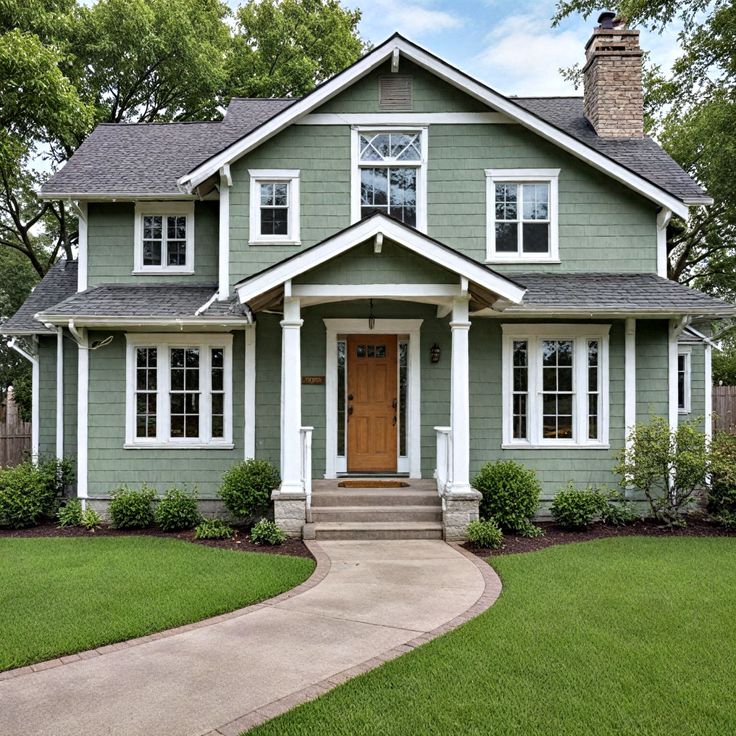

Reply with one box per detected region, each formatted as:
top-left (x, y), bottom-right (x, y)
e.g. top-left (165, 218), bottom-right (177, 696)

top-left (4, 18), bottom-right (734, 540)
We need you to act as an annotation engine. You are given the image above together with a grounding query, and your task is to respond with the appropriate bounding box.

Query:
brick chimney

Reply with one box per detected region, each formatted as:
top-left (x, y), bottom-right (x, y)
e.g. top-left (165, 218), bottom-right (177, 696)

top-left (583, 11), bottom-right (644, 137)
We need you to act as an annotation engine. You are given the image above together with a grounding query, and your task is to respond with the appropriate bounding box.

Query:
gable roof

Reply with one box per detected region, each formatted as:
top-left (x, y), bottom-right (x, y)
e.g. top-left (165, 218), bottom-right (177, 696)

top-left (1, 260), bottom-right (78, 335)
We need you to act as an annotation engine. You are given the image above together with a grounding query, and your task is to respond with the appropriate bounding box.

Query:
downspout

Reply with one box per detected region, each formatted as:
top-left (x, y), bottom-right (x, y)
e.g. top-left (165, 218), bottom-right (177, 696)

top-left (68, 320), bottom-right (89, 509)
top-left (8, 337), bottom-right (39, 464)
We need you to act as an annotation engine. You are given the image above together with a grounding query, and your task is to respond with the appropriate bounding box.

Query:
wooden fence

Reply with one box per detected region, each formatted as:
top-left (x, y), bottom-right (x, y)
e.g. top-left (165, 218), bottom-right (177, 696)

top-left (713, 385), bottom-right (736, 434)
top-left (0, 388), bottom-right (31, 466)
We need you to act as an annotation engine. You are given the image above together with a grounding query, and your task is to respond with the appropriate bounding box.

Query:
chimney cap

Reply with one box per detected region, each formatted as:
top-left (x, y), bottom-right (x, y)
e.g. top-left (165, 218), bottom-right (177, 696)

top-left (597, 11), bottom-right (617, 29)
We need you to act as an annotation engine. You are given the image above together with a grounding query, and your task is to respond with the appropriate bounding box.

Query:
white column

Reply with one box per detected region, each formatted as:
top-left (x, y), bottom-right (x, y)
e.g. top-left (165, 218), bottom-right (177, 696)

top-left (77, 332), bottom-right (89, 508)
top-left (705, 342), bottom-right (713, 445)
top-left (56, 327), bottom-right (64, 459)
top-left (624, 318), bottom-right (636, 453)
top-left (448, 297), bottom-right (472, 494)
top-left (668, 320), bottom-right (680, 434)
top-left (279, 297), bottom-right (304, 494)
top-left (244, 324), bottom-right (256, 459)
top-left (8, 338), bottom-right (39, 463)
top-left (218, 166), bottom-right (231, 301)
top-left (75, 201), bottom-right (88, 292)
top-left (656, 208), bottom-right (672, 279)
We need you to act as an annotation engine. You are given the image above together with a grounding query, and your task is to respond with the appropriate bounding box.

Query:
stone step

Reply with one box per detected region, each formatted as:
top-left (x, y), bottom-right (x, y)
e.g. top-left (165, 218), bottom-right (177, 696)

top-left (308, 521), bottom-right (444, 541)
top-left (310, 505), bottom-right (443, 523)
top-left (311, 489), bottom-right (441, 508)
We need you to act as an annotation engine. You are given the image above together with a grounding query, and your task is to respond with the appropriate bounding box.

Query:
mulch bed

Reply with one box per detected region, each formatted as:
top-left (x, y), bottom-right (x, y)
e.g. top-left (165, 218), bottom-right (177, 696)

top-left (0, 523), bottom-right (314, 559)
top-left (465, 517), bottom-right (736, 558)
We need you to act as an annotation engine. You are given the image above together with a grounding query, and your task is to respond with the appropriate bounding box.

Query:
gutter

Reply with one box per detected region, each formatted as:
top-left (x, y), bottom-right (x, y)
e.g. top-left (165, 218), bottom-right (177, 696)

top-left (7, 337), bottom-right (39, 463)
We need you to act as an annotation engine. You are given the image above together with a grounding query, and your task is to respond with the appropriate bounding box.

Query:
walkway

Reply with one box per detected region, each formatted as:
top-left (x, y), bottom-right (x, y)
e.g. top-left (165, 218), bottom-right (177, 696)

top-left (0, 541), bottom-right (501, 736)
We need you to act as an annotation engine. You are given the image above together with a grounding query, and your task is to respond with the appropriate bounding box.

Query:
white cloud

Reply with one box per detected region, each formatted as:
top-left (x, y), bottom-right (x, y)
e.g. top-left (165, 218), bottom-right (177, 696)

top-left (347, 0), bottom-right (464, 40)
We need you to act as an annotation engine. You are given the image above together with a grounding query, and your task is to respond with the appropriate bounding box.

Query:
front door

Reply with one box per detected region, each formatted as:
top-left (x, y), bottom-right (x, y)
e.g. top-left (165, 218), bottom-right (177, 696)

top-left (347, 334), bottom-right (398, 473)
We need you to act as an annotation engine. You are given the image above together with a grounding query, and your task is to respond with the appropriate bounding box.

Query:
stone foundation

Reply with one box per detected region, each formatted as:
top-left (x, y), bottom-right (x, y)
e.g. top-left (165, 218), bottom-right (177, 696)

top-left (272, 491), bottom-right (307, 538)
top-left (442, 490), bottom-right (481, 542)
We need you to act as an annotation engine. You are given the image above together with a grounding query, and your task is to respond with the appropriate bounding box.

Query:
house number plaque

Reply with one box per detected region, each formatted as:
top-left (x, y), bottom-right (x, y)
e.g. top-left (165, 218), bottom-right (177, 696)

top-left (302, 375), bottom-right (325, 385)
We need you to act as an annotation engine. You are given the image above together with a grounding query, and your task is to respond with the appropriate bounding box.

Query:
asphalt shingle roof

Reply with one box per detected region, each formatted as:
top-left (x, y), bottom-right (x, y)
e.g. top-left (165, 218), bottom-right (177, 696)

top-left (1, 260), bottom-right (78, 334)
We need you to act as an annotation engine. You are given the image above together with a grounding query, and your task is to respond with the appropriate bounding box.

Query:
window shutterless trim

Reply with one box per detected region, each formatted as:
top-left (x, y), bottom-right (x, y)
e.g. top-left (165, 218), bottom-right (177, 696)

top-left (125, 333), bottom-right (233, 448)
top-left (485, 169), bottom-right (560, 263)
top-left (677, 347), bottom-right (692, 414)
top-left (501, 323), bottom-right (610, 448)
top-left (133, 201), bottom-right (195, 274)
top-left (248, 169), bottom-right (301, 245)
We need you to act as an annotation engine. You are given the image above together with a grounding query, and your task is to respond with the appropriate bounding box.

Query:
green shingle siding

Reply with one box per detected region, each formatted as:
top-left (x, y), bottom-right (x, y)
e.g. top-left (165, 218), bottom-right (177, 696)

top-left (636, 320), bottom-right (669, 422)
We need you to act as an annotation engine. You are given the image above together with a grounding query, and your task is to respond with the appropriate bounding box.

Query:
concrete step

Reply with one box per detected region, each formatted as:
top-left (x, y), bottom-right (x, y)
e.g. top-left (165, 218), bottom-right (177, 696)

top-left (310, 505), bottom-right (442, 523)
top-left (311, 489), bottom-right (441, 508)
top-left (309, 521), bottom-right (444, 541)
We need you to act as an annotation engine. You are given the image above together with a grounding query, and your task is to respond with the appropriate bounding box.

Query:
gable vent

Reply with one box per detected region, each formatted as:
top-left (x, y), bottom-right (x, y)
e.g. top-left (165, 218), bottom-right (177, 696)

top-left (379, 75), bottom-right (413, 111)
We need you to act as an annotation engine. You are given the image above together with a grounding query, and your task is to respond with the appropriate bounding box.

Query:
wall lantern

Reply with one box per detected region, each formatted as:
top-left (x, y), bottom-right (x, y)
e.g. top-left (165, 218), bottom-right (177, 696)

top-left (430, 343), bottom-right (441, 363)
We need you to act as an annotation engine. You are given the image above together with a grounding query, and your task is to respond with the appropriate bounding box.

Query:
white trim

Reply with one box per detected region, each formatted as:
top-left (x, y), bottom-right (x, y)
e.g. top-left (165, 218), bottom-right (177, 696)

top-left (248, 170), bottom-right (301, 245)
top-left (38, 316), bottom-right (246, 330)
top-left (125, 333), bottom-right (233, 448)
top-left (291, 283), bottom-right (461, 299)
top-left (656, 208), bottom-right (672, 278)
top-left (77, 331), bottom-right (88, 503)
top-left (244, 325), bottom-right (256, 458)
top-left (677, 347), bottom-right (692, 414)
top-left (705, 342), bottom-right (712, 443)
top-left (218, 167), bottom-right (230, 300)
top-left (74, 201), bottom-right (88, 292)
top-left (296, 112), bottom-right (511, 125)
top-left (236, 214), bottom-right (526, 306)
top-left (324, 318), bottom-right (422, 479)
top-left (447, 298), bottom-right (472, 494)
top-left (56, 328), bottom-right (64, 459)
top-left (669, 319), bottom-right (686, 431)
top-left (177, 36), bottom-right (689, 219)
top-left (133, 201), bottom-right (195, 274)
top-left (624, 318), bottom-right (636, 455)
top-left (485, 169), bottom-right (560, 263)
top-left (501, 323), bottom-right (610, 448)
top-left (279, 298), bottom-right (304, 494)
top-left (42, 192), bottom-right (200, 201)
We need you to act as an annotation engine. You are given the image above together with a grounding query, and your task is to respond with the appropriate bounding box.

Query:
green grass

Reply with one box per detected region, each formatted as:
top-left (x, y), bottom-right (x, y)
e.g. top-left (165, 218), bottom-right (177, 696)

top-left (0, 536), bottom-right (314, 671)
top-left (248, 537), bottom-right (736, 736)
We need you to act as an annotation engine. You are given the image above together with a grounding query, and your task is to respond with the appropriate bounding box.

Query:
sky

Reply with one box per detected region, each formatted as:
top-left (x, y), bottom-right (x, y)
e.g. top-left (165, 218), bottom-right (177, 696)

top-left (338, 0), bottom-right (683, 96)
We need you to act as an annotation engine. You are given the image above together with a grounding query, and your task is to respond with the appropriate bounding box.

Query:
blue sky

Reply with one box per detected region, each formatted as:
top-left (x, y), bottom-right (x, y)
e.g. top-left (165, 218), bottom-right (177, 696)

top-left (339, 0), bottom-right (682, 96)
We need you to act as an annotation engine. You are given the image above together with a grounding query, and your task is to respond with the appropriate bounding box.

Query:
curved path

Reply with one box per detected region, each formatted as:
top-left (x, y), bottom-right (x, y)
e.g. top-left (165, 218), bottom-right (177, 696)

top-left (0, 540), bottom-right (501, 736)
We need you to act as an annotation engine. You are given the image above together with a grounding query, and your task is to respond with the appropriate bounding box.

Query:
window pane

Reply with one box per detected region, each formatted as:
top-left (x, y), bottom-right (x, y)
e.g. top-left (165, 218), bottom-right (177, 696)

top-left (522, 223), bottom-right (549, 253)
top-left (167, 240), bottom-right (186, 266)
top-left (541, 340), bottom-right (574, 440)
top-left (273, 183), bottom-right (288, 206)
top-left (495, 222), bottom-right (518, 252)
top-left (143, 241), bottom-right (161, 266)
top-left (261, 207), bottom-right (288, 235)
top-left (511, 340), bottom-right (528, 440)
top-left (167, 216), bottom-right (186, 240)
top-left (361, 168), bottom-right (388, 207)
top-left (389, 168), bottom-right (416, 226)
top-left (135, 347), bottom-right (157, 438)
top-left (522, 183), bottom-right (549, 220)
top-left (143, 216), bottom-right (162, 239)
top-left (260, 183), bottom-right (274, 205)
top-left (495, 183), bottom-right (517, 220)
top-left (212, 415), bottom-right (223, 438)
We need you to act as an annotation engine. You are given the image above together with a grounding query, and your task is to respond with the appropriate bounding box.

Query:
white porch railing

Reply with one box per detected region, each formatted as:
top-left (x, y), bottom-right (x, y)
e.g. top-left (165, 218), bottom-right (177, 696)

top-left (434, 426), bottom-right (452, 496)
top-left (300, 426), bottom-right (314, 509)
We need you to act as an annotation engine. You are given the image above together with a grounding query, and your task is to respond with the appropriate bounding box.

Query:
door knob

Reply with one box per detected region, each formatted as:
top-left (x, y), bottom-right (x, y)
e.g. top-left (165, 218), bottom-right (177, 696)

top-left (392, 416), bottom-right (397, 426)
top-left (348, 405), bottom-right (353, 415)
top-left (348, 394), bottom-right (354, 401)
top-left (392, 398), bottom-right (397, 409)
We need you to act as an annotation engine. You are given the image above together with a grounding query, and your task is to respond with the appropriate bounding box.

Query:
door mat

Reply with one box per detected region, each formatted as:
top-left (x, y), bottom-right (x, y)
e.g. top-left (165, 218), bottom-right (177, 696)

top-left (337, 480), bottom-right (411, 488)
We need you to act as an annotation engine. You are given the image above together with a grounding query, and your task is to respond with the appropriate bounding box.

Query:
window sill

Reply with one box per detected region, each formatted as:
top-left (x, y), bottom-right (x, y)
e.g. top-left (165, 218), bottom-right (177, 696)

top-left (132, 270), bottom-right (195, 276)
top-left (678, 409), bottom-right (690, 415)
top-left (486, 258), bottom-right (561, 265)
top-left (248, 240), bottom-right (301, 246)
top-left (124, 442), bottom-right (234, 450)
top-left (502, 442), bottom-right (610, 451)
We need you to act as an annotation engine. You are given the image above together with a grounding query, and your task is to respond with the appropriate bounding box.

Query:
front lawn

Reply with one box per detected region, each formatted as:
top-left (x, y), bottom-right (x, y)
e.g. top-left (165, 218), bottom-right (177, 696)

top-left (0, 536), bottom-right (314, 671)
top-left (248, 537), bottom-right (736, 735)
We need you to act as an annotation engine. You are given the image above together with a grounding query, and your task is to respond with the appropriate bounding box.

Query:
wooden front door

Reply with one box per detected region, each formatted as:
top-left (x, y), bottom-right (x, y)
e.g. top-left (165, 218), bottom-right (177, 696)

top-left (347, 335), bottom-right (398, 473)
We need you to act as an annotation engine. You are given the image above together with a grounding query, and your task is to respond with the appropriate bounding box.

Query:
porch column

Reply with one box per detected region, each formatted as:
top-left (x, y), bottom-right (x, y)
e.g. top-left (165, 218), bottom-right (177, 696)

top-left (272, 296), bottom-right (306, 536)
top-left (443, 297), bottom-right (481, 541)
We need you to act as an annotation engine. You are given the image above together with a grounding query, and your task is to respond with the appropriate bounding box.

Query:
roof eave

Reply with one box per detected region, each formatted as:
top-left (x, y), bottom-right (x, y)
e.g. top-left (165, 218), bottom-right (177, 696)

top-left (36, 315), bottom-right (248, 329)
top-left (37, 191), bottom-right (199, 201)
top-left (479, 307), bottom-right (736, 319)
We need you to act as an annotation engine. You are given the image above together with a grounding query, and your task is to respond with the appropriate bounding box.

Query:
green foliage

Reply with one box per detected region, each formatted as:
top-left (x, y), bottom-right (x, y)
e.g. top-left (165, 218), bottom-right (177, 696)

top-left (250, 518), bottom-right (286, 545)
top-left (154, 487), bottom-right (201, 531)
top-left (80, 507), bottom-right (102, 531)
top-left (551, 484), bottom-right (638, 530)
top-left (194, 518), bottom-right (233, 540)
top-left (466, 519), bottom-right (503, 549)
top-left (616, 417), bottom-right (708, 526)
top-left (708, 430), bottom-right (736, 515)
top-left (57, 498), bottom-right (82, 527)
top-left (36, 456), bottom-right (75, 506)
top-left (0, 461), bottom-right (54, 528)
top-left (514, 519), bottom-right (545, 538)
top-left (473, 460), bottom-right (541, 532)
top-left (599, 490), bottom-right (639, 526)
top-left (108, 485), bottom-right (155, 529)
top-left (219, 459), bottom-right (280, 520)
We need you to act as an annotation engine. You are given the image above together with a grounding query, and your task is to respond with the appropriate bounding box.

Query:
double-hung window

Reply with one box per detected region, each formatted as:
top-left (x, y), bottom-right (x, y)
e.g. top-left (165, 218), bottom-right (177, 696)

top-left (486, 169), bottom-right (559, 262)
top-left (126, 334), bottom-right (233, 448)
top-left (249, 170), bottom-right (301, 244)
top-left (678, 349), bottom-right (691, 413)
top-left (134, 202), bottom-right (194, 274)
top-left (352, 128), bottom-right (427, 230)
top-left (502, 324), bottom-right (609, 447)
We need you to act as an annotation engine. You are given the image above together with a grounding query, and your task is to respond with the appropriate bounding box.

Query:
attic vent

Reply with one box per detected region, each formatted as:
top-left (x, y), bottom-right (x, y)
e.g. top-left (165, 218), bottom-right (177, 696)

top-left (379, 75), bottom-right (412, 111)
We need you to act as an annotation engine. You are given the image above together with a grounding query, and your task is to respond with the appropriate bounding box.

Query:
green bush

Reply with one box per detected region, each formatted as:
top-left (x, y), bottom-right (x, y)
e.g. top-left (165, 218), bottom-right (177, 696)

top-left (708, 431), bottom-right (736, 515)
top-left (219, 459), bottom-right (280, 520)
top-left (194, 518), bottom-right (233, 540)
top-left (57, 499), bottom-right (83, 527)
top-left (37, 456), bottom-right (75, 509)
top-left (154, 487), bottom-right (201, 531)
top-left (473, 460), bottom-right (541, 532)
top-left (599, 490), bottom-right (638, 526)
top-left (466, 519), bottom-right (503, 548)
top-left (109, 486), bottom-right (155, 529)
top-left (250, 518), bottom-right (286, 545)
top-left (551, 485), bottom-right (605, 530)
top-left (515, 519), bottom-right (545, 538)
top-left (0, 462), bottom-right (53, 528)
top-left (80, 507), bottom-right (102, 531)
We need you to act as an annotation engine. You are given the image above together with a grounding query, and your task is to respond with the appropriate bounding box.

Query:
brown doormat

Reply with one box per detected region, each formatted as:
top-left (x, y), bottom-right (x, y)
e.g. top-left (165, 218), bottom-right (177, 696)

top-left (338, 480), bottom-right (410, 488)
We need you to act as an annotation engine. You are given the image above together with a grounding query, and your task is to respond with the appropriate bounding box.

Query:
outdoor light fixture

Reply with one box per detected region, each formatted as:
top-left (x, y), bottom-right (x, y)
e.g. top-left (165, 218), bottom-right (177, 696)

top-left (430, 343), bottom-right (441, 363)
top-left (368, 299), bottom-right (375, 330)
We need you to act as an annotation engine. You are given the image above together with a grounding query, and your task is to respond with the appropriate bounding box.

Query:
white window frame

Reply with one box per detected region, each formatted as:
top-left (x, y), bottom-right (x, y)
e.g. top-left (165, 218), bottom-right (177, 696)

top-left (678, 348), bottom-right (692, 414)
top-left (249, 169), bottom-right (301, 245)
top-left (502, 323), bottom-right (610, 449)
top-left (125, 333), bottom-right (233, 449)
top-left (133, 202), bottom-right (195, 274)
top-left (485, 169), bottom-right (560, 263)
top-left (350, 126), bottom-right (428, 232)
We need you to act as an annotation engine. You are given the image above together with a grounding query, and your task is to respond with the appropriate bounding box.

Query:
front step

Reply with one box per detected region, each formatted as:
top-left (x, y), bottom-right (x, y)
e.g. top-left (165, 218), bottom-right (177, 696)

top-left (311, 489), bottom-right (440, 508)
top-left (310, 505), bottom-right (442, 523)
top-left (308, 521), bottom-right (443, 541)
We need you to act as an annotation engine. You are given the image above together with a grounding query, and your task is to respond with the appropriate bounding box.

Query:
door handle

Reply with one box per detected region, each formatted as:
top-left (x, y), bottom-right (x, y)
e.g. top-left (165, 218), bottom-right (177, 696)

top-left (392, 398), bottom-right (397, 409)
top-left (348, 394), bottom-right (354, 401)
top-left (348, 405), bottom-right (353, 415)
top-left (392, 416), bottom-right (397, 426)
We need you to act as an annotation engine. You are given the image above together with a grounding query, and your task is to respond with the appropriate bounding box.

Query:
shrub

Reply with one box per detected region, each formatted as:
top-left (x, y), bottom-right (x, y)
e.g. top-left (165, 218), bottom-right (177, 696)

top-left (80, 507), bottom-right (102, 531)
top-left (154, 487), bottom-right (201, 531)
top-left (708, 431), bottom-right (736, 515)
top-left (194, 518), bottom-right (233, 540)
top-left (551, 484), bottom-right (605, 530)
top-left (515, 519), bottom-right (545, 538)
top-left (616, 417), bottom-right (708, 526)
top-left (57, 499), bottom-right (83, 528)
top-left (37, 456), bottom-right (75, 510)
top-left (219, 459), bottom-right (280, 520)
top-left (109, 486), bottom-right (155, 529)
top-left (466, 519), bottom-right (503, 549)
top-left (473, 460), bottom-right (541, 532)
top-left (599, 490), bottom-right (638, 526)
top-left (0, 462), bottom-right (53, 528)
top-left (250, 518), bottom-right (286, 545)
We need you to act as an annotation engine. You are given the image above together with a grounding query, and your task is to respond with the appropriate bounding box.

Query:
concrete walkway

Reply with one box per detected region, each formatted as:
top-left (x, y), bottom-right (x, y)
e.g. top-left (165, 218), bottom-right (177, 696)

top-left (0, 541), bottom-right (501, 736)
